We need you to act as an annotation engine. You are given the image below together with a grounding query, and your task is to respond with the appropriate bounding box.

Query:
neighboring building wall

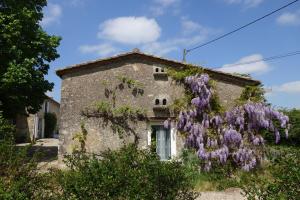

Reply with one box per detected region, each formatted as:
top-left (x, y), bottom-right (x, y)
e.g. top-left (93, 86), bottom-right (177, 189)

top-left (15, 97), bottom-right (60, 142)
top-left (59, 58), bottom-right (245, 158)
top-left (15, 114), bottom-right (30, 142)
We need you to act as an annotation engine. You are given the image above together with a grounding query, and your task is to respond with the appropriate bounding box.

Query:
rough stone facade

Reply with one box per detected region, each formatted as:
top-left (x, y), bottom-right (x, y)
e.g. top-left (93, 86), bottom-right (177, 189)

top-left (57, 51), bottom-right (259, 159)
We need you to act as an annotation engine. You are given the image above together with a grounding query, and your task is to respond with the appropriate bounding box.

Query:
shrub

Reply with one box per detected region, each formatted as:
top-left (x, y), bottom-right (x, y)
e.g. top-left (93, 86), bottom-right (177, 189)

top-left (180, 149), bottom-right (245, 191)
top-left (0, 114), bottom-right (15, 140)
top-left (0, 113), bottom-right (57, 200)
top-left (44, 113), bottom-right (57, 138)
top-left (281, 109), bottom-right (300, 145)
top-left (242, 146), bottom-right (300, 200)
top-left (58, 145), bottom-right (198, 200)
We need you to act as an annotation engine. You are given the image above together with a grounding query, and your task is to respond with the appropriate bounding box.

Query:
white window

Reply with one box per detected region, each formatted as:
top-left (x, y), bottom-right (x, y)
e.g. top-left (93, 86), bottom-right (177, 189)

top-left (151, 125), bottom-right (171, 160)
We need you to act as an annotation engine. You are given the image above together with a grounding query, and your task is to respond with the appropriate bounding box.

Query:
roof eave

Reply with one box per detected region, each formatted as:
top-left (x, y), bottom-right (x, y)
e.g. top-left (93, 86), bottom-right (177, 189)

top-left (55, 51), bottom-right (261, 86)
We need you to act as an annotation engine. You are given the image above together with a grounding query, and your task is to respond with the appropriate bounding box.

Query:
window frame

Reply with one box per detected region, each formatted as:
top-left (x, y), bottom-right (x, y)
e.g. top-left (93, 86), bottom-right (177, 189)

top-left (147, 121), bottom-right (176, 160)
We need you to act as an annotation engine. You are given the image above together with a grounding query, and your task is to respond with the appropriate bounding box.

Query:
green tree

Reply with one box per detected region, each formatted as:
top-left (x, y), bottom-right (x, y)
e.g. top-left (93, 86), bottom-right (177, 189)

top-left (0, 0), bottom-right (61, 118)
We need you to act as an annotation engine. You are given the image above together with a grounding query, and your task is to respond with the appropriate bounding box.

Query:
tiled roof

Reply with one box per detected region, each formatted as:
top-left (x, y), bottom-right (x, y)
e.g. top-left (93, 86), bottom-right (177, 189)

top-left (56, 49), bottom-right (260, 86)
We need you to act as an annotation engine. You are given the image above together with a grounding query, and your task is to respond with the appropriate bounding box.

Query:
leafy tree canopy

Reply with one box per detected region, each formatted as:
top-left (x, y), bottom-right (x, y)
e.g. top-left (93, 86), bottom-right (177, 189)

top-left (0, 0), bottom-right (61, 118)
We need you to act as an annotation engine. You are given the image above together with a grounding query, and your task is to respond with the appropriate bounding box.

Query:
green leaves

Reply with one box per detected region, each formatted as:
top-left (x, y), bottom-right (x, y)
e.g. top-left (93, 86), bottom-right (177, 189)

top-left (60, 145), bottom-right (199, 200)
top-left (167, 65), bottom-right (203, 82)
top-left (0, 0), bottom-right (61, 117)
top-left (237, 85), bottom-right (266, 105)
top-left (242, 146), bottom-right (300, 200)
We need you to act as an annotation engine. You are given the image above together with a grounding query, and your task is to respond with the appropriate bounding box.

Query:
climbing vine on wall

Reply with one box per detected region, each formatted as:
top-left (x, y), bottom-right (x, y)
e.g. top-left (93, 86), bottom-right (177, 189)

top-left (81, 75), bottom-right (148, 144)
top-left (72, 122), bottom-right (88, 153)
top-left (236, 85), bottom-right (266, 105)
top-left (167, 65), bottom-right (224, 115)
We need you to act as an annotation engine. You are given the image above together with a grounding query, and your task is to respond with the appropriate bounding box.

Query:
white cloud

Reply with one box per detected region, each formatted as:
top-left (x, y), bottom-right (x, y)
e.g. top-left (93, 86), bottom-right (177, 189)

top-left (142, 19), bottom-right (215, 56)
top-left (272, 81), bottom-right (300, 94)
top-left (67, 0), bottom-right (84, 6)
top-left (223, 0), bottom-right (264, 8)
top-left (97, 17), bottom-right (161, 45)
top-left (80, 17), bottom-right (215, 57)
top-left (40, 3), bottom-right (62, 27)
top-left (218, 54), bottom-right (270, 74)
top-left (142, 34), bottom-right (209, 56)
top-left (79, 43), bottom-right (119, 57)
top-left (277, 10), bottom-right (300, 26)
top-left (154, 0), bottom-right (179, 7)
top-left (150, 0), bottom-right (181, 16)
top-left (181, 18), bottom-right (211, 35)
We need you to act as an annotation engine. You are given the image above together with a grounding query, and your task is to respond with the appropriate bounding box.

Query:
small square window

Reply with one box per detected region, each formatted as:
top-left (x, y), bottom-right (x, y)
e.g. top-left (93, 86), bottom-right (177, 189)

top-left (155, 99), bottom-right (160, 105)
top-left (162, 99), bottom-right (167, 105)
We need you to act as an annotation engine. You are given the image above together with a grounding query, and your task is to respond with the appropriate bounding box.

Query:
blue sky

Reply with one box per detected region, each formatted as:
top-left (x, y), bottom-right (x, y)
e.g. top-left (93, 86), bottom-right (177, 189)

top-left (42, 0), bottom-right (300, 108)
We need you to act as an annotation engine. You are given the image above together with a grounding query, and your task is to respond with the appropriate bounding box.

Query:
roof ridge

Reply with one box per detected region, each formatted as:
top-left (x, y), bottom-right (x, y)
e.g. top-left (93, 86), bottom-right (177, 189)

top-left (56, 50), bottom-right (260, 85)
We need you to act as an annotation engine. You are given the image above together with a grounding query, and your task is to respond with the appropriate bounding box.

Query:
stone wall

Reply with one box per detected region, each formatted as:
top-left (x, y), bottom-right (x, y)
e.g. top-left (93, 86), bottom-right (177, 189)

top-left (58, 58), bottom-right (245, 158)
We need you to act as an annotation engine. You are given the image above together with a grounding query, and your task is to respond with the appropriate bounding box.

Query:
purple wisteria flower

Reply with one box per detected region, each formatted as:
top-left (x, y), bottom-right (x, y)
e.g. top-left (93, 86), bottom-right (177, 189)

top-left (165, 73), bottom-right (290, 172)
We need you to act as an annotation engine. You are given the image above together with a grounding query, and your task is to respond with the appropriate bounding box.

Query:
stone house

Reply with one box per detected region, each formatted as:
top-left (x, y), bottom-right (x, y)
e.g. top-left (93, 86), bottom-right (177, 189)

top-left (56, 49), bottom-right (260, 159)
top-left (15, 96), bottom-right (60, 142)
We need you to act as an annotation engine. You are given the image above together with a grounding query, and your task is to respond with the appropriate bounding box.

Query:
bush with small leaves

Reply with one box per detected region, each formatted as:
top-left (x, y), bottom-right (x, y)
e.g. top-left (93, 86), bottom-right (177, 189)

top-left (242, 146), bottom-right (300, 200)
top-left (58, 145), bottom-right (199, 200)
top-left (0, 114), bottom-right (45, 199)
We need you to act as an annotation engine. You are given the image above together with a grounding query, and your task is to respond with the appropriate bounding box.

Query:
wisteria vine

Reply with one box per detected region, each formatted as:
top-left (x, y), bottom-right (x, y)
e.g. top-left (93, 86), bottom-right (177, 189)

top-left (164, 74), bottom-right (289, 171)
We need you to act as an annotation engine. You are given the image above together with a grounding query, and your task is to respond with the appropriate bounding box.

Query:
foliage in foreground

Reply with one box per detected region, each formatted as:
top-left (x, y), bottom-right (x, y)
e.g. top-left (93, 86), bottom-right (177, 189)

top-left (0, 115), bottom-right (198, 200)
top-left (281, 109), bottom-right (300, 145)
top-left (0, 0), bottom-right (61, 118)
top-left (58, 145), bottom-right (198, 200)
top-left (242, 146), bottom-right (300, 200)
top-left (0, 114), bottom-right (47, 200)
top-left (180, 149), bottom-right (254, 192)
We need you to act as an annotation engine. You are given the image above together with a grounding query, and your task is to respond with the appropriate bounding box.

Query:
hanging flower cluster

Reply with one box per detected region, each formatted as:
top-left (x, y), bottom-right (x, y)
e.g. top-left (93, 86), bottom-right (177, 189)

top-left (164, 73), bottom-right (289, 171)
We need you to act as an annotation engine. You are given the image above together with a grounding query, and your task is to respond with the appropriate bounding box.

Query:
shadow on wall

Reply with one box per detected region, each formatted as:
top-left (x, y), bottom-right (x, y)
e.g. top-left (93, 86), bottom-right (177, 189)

top-left (15, 114), bottom-right (30, 143)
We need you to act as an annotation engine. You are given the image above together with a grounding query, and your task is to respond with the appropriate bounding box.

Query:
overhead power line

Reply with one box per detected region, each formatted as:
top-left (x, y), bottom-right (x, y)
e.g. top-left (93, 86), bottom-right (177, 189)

top-left (220, 50), bottom-right (300, 68)
top-left (183, 0), bottom-right (300, 61)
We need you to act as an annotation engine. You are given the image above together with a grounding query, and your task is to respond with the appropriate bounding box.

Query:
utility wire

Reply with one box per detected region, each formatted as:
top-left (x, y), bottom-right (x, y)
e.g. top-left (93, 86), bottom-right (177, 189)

top-left (219, 50), bottom-right (300, 68)
top-left (183, 0), bottom-right (300, 60)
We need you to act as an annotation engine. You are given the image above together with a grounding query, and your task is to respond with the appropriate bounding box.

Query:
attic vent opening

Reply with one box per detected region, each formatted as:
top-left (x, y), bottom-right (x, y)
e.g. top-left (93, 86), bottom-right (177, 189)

top-left (162, 99), bottom-right (167, 105)
top-left (155, 99), bottom-right (160, 105)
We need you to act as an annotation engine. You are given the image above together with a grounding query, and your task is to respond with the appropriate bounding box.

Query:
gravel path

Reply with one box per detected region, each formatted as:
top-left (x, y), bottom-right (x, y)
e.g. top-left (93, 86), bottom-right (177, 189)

top-left (197, 188), bottom-right (245, 200)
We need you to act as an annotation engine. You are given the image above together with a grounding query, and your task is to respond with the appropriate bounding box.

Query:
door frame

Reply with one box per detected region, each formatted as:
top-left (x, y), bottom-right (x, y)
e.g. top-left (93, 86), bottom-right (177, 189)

top-left (147, 121), bottom-right (177, 159)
